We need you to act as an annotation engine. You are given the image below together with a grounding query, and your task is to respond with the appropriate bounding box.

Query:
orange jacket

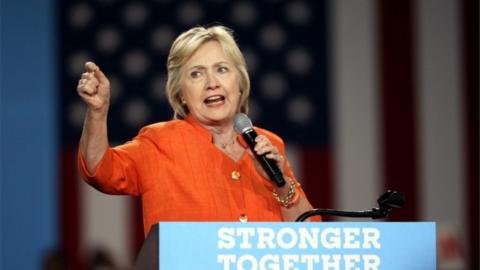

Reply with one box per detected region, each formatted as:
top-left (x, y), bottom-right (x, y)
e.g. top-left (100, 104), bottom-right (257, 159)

top-left (78, 115), bottom-right (316, 235)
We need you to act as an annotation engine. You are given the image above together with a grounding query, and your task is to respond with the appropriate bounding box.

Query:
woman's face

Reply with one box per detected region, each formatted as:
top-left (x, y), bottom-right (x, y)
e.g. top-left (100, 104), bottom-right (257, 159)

top-left (180, 41), bottom-right (241, 126)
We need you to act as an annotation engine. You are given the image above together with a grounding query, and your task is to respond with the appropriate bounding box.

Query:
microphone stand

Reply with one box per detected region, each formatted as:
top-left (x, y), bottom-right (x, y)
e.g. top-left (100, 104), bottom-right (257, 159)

top-left (296, 190), bottom-right (405, 222)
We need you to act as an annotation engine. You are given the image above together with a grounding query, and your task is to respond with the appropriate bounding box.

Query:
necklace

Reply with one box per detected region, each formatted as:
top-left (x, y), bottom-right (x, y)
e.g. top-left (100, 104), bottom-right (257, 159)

top-left (215, 136), bottom-right (236, 149)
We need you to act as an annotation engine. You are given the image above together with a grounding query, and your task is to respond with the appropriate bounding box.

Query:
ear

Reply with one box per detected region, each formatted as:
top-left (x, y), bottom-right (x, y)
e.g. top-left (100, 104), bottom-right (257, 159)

top-left (178, 92), bottom-right (186, 104)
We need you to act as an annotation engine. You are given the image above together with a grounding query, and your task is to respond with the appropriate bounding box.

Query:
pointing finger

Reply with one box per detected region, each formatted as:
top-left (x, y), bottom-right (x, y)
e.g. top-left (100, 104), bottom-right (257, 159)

top-left (85, 61), bottom-right (99, 73)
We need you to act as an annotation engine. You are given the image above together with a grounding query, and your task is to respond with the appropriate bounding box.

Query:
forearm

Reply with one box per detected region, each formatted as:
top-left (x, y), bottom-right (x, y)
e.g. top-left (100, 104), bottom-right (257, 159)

top-left (80, 108), bottom-right (109, 175)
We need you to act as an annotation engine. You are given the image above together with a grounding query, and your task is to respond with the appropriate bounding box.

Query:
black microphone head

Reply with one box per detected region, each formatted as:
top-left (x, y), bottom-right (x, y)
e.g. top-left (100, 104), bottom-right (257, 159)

top-left (234, 113), bottom-right (253, 133)
top-left (377, 190), bottom-right (405, 209)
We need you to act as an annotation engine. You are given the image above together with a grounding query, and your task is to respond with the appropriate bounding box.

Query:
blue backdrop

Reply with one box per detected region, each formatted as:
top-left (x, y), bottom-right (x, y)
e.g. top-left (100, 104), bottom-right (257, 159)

top-left (1, 0), bottom-right (58, 269)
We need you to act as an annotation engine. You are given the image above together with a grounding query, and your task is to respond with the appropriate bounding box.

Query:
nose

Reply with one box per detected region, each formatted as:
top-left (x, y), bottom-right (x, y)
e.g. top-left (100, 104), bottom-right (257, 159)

top-left (205, 70), bottom-right (220, 90)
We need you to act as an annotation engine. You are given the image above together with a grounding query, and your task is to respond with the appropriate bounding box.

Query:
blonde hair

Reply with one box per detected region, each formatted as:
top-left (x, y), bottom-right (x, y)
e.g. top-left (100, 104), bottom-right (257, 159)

top-left (166, 25), bottom-right (250, 119)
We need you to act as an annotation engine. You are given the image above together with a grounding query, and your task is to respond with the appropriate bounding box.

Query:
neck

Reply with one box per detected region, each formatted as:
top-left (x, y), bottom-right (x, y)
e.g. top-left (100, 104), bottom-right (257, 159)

top-left (195, 116), bottom-right (234, 136)
top-left (211, 125), bottom-right (236, 144)
top-left (201, 122), bottom-right (238, 149)
top-left (188, 114), bottom-right (240, 148)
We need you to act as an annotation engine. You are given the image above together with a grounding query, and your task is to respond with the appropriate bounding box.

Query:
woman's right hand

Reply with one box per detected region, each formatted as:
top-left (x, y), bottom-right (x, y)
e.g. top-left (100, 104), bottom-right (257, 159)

top-left (76, 61), bottom-right (110, 114)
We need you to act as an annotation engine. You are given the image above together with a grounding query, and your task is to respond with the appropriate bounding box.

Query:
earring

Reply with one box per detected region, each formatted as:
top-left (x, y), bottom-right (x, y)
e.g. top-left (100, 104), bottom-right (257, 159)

top-left (181, 99), bottom-right (186, 105)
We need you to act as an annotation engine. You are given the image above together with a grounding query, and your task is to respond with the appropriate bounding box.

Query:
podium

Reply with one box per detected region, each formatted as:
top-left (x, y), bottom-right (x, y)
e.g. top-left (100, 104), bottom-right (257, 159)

top-left (134, 222), bottom-right (435, 270)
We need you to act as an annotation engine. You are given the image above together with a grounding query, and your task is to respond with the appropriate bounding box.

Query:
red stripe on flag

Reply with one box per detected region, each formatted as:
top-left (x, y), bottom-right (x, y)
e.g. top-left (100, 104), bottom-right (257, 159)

top-left (60, 148), bottom-right (81, 269)
top-left (377, 0), bottom-right (419, 221)
top-left (301, 147), bottom-right (334, 221)
top-left (461, 0), bottom-right (479, 267)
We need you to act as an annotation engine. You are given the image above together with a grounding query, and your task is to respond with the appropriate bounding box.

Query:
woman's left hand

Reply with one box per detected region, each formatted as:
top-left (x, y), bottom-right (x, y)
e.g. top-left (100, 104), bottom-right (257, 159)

top-left (250, 135), bottom-right (286, 179)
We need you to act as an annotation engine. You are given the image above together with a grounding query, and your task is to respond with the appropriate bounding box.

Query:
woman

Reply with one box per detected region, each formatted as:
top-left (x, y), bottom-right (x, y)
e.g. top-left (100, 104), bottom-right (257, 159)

top-left (77, 25), bottom-right (319, 236)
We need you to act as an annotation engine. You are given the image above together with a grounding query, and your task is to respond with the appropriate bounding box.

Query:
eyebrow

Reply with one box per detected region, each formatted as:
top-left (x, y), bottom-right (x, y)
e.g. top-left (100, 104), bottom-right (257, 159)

top-left (188, 61), bottom-right (231, 70)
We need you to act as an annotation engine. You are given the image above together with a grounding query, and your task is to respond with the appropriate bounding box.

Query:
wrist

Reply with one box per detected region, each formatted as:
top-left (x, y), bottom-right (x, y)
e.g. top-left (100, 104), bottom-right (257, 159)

top-left (274, 176), bottom-right (292, 197)
top-left (272, 178), bottom-right (300, 208)
top-left (86, 106), bottom-right (109, 120)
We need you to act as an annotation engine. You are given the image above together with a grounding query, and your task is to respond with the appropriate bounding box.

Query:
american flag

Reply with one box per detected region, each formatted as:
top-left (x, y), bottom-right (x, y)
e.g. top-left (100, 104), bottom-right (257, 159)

top-left (59, 0), bottom-right (478, 269)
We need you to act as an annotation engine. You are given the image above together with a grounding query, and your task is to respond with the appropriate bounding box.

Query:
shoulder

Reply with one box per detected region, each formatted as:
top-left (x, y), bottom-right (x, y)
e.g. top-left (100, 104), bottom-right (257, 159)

top-left (137, 119), bottom-right (191, 140)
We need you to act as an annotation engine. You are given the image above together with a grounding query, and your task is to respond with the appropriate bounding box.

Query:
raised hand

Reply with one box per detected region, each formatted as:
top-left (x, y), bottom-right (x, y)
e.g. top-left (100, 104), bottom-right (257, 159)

top-left (76, 61), bottom-right (110, 114)
top-left (77, 62), bottom-right (111, 173)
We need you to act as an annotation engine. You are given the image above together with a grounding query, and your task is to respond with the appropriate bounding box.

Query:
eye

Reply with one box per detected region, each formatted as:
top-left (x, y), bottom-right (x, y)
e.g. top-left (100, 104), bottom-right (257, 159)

top-left (190, 71), bottom-right (202, 79)
top-left (217, 66), bottom-right (229, 73)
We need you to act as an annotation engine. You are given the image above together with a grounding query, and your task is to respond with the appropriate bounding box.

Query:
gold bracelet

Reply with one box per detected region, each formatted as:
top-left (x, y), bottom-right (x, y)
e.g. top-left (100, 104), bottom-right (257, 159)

top-left (272, 180), bottom-right (297, 208)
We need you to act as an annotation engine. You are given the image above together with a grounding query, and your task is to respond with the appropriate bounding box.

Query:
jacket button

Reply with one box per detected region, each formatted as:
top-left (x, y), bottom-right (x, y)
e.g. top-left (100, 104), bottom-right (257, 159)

top-left (231, 171), bottom-right (241, 180)
top-left (239, 214), bottom-right (248, 222)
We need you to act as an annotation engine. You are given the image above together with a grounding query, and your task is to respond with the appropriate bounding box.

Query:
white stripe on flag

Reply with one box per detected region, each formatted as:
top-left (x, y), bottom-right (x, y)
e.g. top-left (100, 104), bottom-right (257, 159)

top-left (416, 0), bottom-right (465, 225)
top-left (330, 0), bottom-right (381, 217)
top-left (81, 182), bottom-right (132, 267)
top-left (416, 0), bottom-right (467, 266)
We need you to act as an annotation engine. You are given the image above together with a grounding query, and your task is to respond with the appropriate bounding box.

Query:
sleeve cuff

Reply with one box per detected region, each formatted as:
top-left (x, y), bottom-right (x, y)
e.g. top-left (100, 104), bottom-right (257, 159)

top-left (77, 146), bottom-right (113, 182)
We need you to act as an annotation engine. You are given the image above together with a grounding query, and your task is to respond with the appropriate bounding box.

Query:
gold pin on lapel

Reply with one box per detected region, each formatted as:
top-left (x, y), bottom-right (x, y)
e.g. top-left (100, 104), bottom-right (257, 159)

top-left (231, 171), bottom-right (241, 180)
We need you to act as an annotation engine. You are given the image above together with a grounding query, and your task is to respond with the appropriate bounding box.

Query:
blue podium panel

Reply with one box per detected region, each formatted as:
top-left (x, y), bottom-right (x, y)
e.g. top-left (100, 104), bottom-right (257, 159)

top-left (158, 222), bottom-right (435, 270)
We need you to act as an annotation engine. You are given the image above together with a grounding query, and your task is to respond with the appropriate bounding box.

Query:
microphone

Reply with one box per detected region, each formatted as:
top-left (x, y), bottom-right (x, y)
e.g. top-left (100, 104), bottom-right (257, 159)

top-left (295, 190), bottom-right (406, 222)
top-left (234, 113), bottom-right (286, 187)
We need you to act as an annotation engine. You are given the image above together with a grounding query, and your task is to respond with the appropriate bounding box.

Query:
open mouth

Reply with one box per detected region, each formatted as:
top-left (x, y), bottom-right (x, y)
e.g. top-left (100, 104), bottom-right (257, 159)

top-left (204, 95), bottom-right (226, 105)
